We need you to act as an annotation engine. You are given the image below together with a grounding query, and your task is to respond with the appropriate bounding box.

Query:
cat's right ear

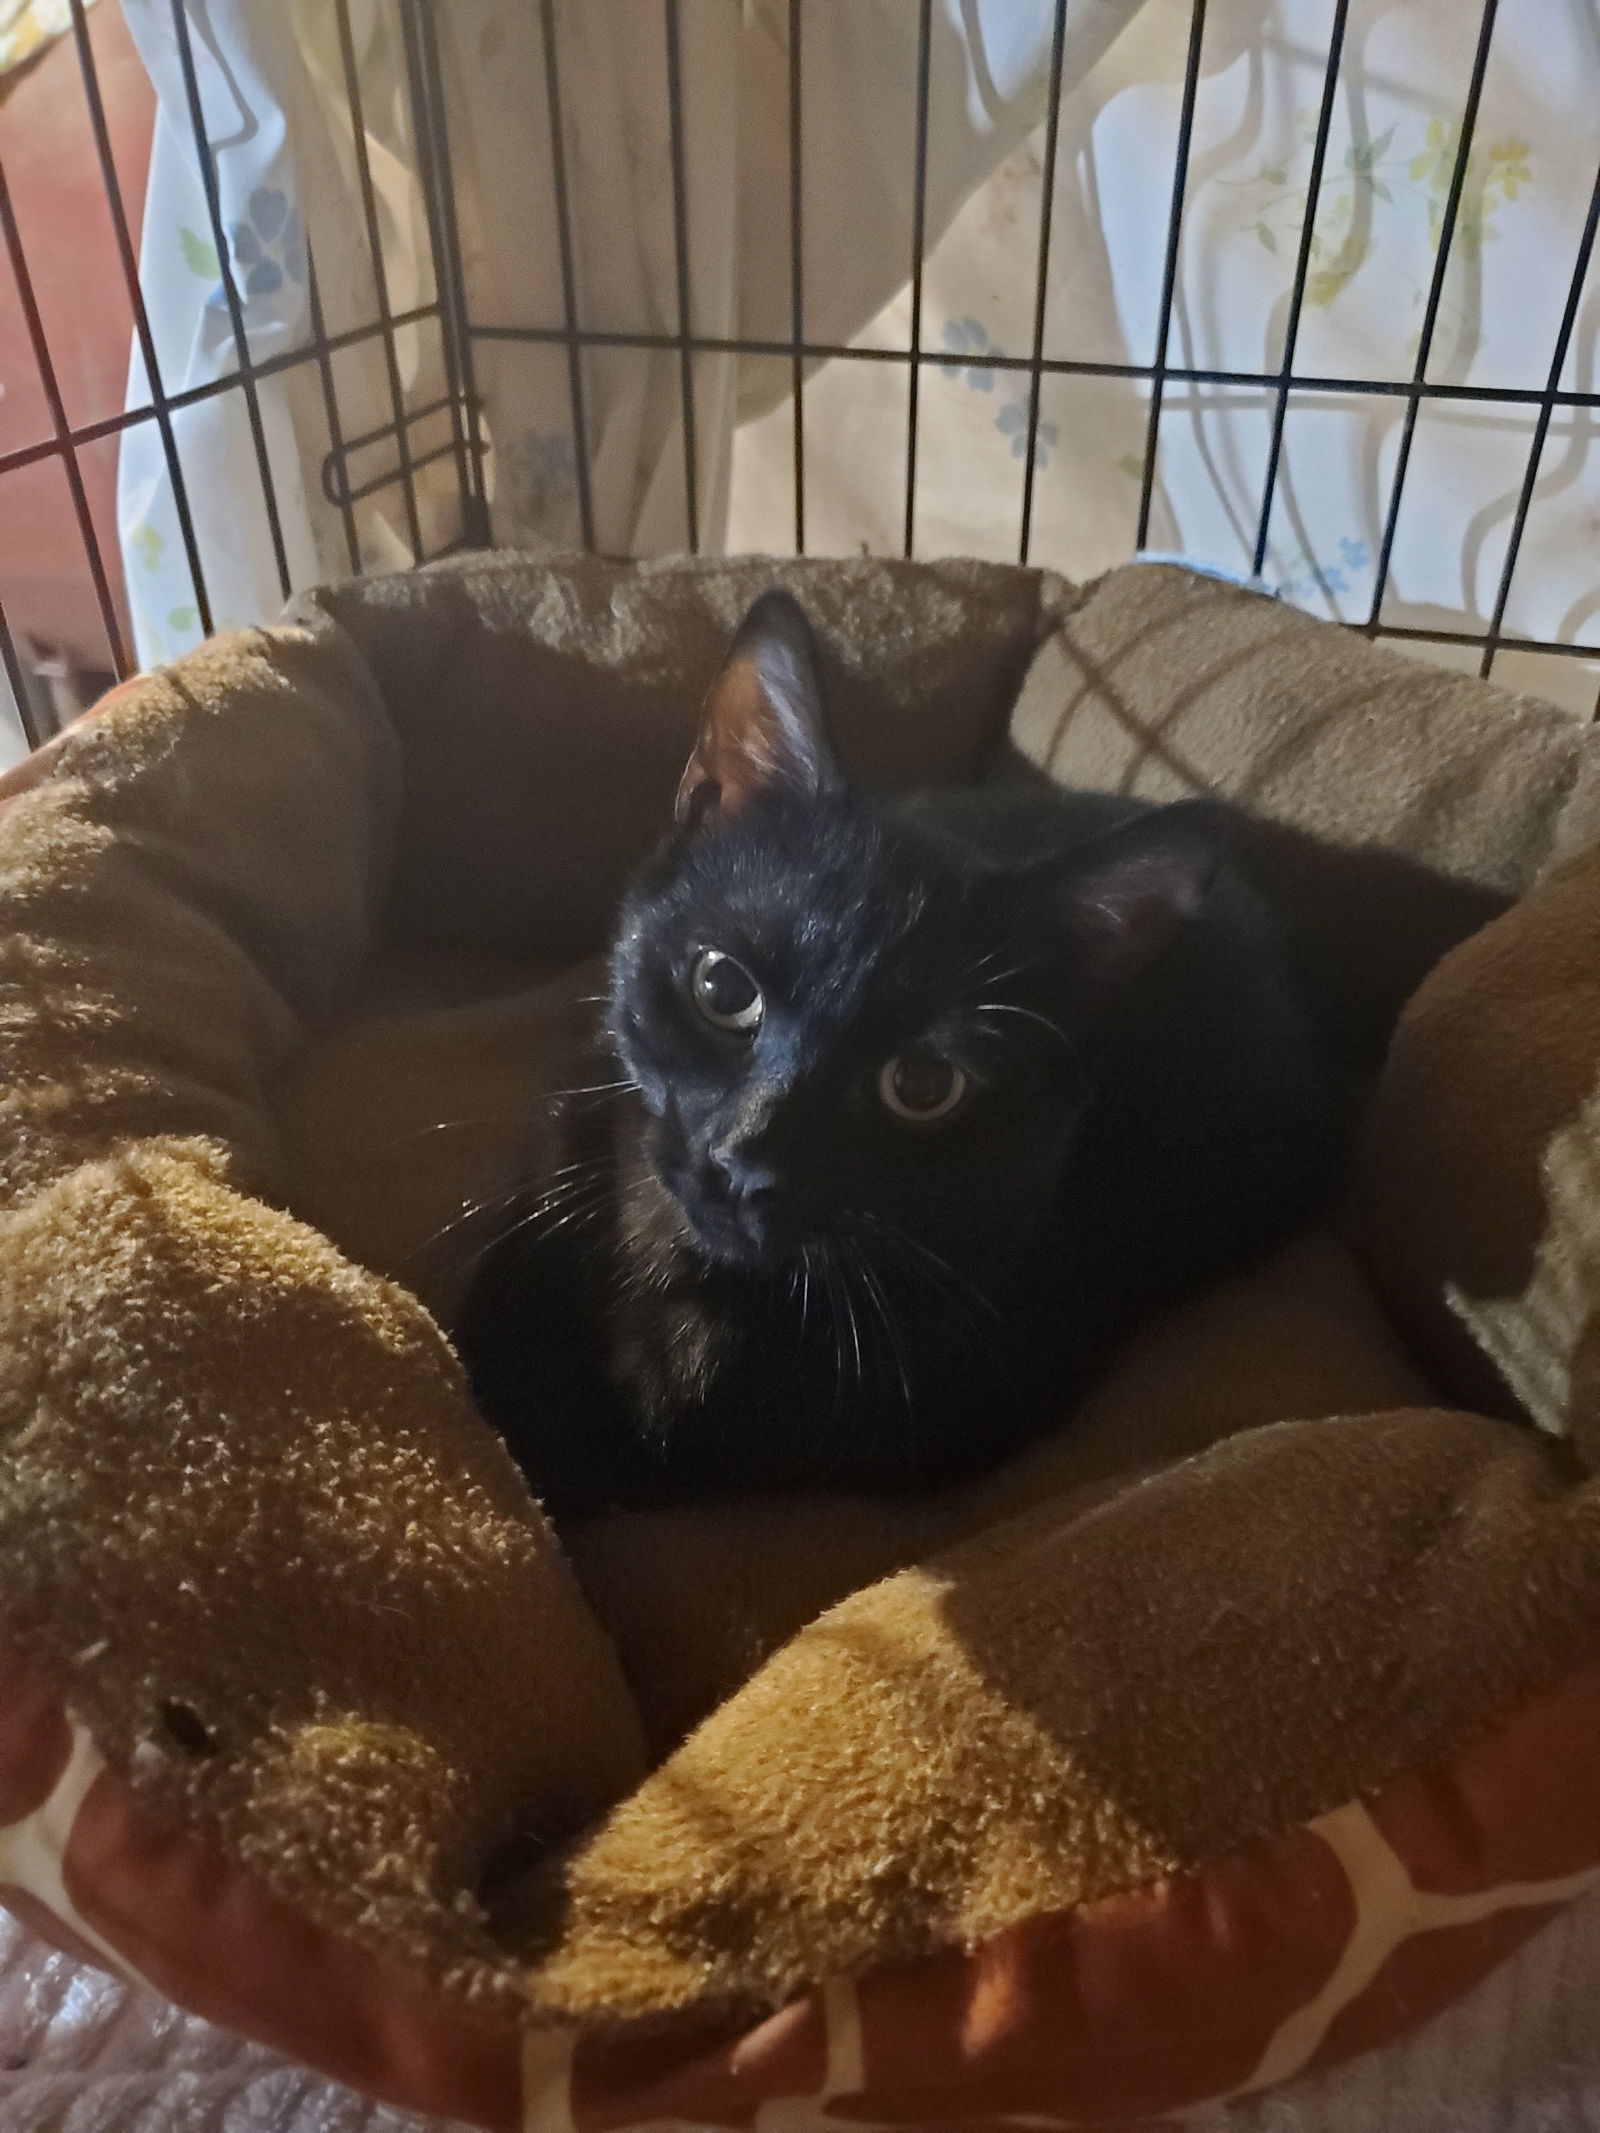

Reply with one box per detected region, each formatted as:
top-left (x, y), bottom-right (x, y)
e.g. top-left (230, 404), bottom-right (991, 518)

top-left (675, 591), bottom-right (843, 826)
top-left (1053, 798), bottom-right (1230, 986)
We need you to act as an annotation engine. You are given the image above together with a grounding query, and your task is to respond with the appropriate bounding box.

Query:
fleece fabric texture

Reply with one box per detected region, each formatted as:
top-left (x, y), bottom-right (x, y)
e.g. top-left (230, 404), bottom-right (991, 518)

top-left (2, 551), bottom-right (1600, 2033)
top-left (1362, 833), bottom-right (1600, 1467)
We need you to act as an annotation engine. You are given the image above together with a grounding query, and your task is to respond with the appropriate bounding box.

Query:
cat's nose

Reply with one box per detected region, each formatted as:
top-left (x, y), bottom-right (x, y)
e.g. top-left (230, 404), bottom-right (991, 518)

top-left (708, 1141), bottom-right (782, 1208)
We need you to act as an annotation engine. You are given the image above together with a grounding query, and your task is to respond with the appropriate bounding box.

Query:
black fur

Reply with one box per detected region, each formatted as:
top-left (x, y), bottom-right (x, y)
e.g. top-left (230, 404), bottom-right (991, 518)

top-left (458, 597), bottom-right (1342, 1520)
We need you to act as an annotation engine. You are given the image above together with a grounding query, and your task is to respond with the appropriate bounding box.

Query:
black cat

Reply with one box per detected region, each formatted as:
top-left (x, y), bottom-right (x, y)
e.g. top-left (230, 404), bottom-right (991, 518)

top-left (458, 591), bottom-right (1341, 1520)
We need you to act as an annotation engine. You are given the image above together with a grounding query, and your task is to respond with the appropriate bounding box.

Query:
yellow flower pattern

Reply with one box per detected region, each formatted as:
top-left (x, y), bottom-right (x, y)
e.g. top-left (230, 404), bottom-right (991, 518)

top-left (1235, 112), bottom-right (1535, 336)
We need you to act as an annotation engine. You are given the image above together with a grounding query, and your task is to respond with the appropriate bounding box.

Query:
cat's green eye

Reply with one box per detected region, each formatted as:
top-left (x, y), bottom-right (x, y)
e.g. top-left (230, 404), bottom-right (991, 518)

top-left (690, 948), bottom-right (764, 1033)
top-left (878, 1053), bottom-right (969, 1125)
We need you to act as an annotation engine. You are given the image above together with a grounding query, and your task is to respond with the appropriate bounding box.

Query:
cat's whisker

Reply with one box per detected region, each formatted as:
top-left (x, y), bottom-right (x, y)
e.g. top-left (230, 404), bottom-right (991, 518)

top-left (384, 1075), bottom-right (636, 1157)
top-left (816, 1242), bottom-right (851, 1422)
top-left (465, 1176), bottom-right (612, 1264)
top-left (855, 1209), bottom-right (1002, 1328)
top-left (386, 1115), bottom-right (523, 1146)
top-left (451, 1187), bottom-right (613, 1292)
top-left (405, 1183), bottom-right (527, 1268)
top-left (849, 1232), bottom-right (913, 1426)
top-left (965, 966), bottom-right (1037, 997)
top-left (406, 1158), bottom-right (613, 1268)
top-left (961, 950), bottom-right (1036, 988)
top-left (839, 1251), bottom-right (866, 1402)
top-left (972, 1001), bottom-right (1075, 1052)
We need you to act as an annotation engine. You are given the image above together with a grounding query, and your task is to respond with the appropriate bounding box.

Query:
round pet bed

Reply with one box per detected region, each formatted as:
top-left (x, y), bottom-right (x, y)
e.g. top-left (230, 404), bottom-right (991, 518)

top-left (1, 552), bottom-right (1599, 2131)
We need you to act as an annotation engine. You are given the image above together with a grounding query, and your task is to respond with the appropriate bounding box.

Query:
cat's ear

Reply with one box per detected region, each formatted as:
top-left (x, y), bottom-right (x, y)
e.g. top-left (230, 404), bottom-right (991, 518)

top-left (675, 591), bottom-right (842, 825)
top-left (1054, 799), bottom-right (1229, 984)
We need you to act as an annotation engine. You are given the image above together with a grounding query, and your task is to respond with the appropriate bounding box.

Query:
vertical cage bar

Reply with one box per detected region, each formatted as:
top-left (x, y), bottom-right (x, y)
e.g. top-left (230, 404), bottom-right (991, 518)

top-left (409, 0), bottom-right (491, 544)
top-left (396, 0), bottom-right (484, 546)
top-left (1251, 0), bottom-right (1351, 577)
top-left (67, 0), bottom-right (212, 637)
top-left (0, 160), bottom-right (129, 675)
top-left (1476, 153), bottom-right (1600, 678)
top-left (305, 245), bottom-right (364, 575)
top-left (1135, 0), bottom-right (1208, 550)
top-left (332, 0), bottom-right (424, 563)
top-left (902, 0), bottom-right (934, 559)
top-left (1365, 0), bottom-right (1500, 631)
top-left (1017, 0), bottom-right (1069, 565)
top-left (663, 0), bottom-right (699, 552)
top-left (538, 0), bottom-right (594, 551)
top-left (0, 594), bottom-right (45, 752)
top-left (787, 0), bottom-right (805, 554)
top-left (167, 0), bottom-right (292, 600)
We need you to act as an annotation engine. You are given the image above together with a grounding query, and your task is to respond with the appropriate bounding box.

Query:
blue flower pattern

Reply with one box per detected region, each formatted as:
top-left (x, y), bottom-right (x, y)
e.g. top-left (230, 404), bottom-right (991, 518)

top-left (1276, 533), bottom-right (1371, 605)
top-left (938, 316), bottom-right (1058, 469)
top-left (995, 400), bottom-right (1059, 466)
top-left (941, 316), bottom-right (996, 391)
top-left (208, 187), bottom-right (304, 311)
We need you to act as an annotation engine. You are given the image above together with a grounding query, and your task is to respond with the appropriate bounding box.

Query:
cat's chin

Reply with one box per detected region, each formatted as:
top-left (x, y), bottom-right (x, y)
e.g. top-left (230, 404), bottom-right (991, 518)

top-left (672, 1196), bottom-right (791, 1276)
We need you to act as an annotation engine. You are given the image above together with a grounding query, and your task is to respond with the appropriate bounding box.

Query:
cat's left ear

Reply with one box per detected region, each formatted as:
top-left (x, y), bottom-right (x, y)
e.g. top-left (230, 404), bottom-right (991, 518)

top-left (675, 590), bottom-right (843, 825)
top-left (1054, 798), bottom-right (1230, 984)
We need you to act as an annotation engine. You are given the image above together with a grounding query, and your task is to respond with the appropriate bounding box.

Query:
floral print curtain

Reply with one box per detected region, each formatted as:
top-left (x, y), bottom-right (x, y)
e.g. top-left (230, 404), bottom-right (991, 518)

top-left (115, 0), bottom-right (1130, 668)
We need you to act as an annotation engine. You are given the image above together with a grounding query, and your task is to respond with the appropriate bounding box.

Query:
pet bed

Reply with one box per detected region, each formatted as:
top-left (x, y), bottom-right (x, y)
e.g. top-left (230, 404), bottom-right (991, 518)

top-left (2, 553), bottom-right (1600, 2132)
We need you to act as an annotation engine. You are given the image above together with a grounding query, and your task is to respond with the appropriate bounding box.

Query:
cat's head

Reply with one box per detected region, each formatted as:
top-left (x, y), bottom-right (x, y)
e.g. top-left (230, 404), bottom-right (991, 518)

top-left (607, 592), bottom-right (1223, 1281)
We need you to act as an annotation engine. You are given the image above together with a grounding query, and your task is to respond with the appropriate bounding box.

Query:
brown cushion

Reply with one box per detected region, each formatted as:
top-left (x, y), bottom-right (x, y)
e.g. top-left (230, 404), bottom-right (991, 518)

top-left (1360, 834), bottom-right (1600, 1465)
top-left (1010, 561), bottom-right (1600, 1060)
top-left (3, 553), bottom-right (1599, 2132)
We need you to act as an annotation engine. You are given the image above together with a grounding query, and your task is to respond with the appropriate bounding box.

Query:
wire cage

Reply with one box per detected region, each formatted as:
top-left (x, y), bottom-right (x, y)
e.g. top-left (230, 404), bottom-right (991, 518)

top-left (2, 0), bottom-right (1598, 762)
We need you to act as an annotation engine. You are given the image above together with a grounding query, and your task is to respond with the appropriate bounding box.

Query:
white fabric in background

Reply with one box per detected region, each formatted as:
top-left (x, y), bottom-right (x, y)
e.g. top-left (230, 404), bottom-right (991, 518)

top-left (116, 0), bottom-right (1147, 657)
top-left (116, 0), bottom-right (467, 669)
top-left (432, 0), bottom-right (1152, 553)
top-left (730, 0), bottom-right (1600, 714)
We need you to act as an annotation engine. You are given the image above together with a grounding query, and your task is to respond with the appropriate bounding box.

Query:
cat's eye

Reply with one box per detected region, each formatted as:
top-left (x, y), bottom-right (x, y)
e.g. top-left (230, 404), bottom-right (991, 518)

top-left (689, 949), bottom-right (764, 1032)
top-left (878, 1053), bottom-right (969, 1125)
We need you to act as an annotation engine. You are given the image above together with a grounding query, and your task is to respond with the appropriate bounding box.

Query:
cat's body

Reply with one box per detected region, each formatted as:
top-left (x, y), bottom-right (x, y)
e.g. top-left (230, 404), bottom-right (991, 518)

top-left (459, 597), bottom-right (1342, 1521)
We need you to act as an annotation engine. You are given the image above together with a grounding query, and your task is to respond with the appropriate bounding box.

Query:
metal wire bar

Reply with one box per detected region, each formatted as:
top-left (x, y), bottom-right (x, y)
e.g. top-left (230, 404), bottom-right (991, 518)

top-left (396, 0), bottom-right (485, 545)
top-left (0, 156), bottom-right (128, 675)
top-left (1017, 0), bottom-right (1070, 564)
top-left (902, 0), bottom-right (933, 558)
top-left (663, 0), bottom-right (699, 552)
top-left (788, 0), bottom-right (805, 553)
top-left (332, 0), bottom-right (424, 562)
top-left (322, 404), bottom-right (459, 518)
top-left (469, 322), bottom-right (1600, 411)
top-left (327, 393), bottom-right (457, 462)
top-left (305, 244), bottom-right (364, 574)
top-left (5, 0), bottom-right (1599, 738)
top-left (1377, 622), bottom-right (1600, 660)
top-left (166, 0), bottom-right (291, 600)
top-left (66, 0), bottom-right (211, 637)
top-left (538, 0), bottom-right (594, 549)
top-left (1135, 0), bottom-right (1209, 550)
top-left (1476, 151), bottom-right (1600, 679)
top-left (0, 306), bottom-right (441, 480)
top-left (0, 587), bottom-right (45, 751)
top-left (1251, 0), bottom-right (1351, 576)
top-left (331, 436), bottom-right (461, 511)
top-left (1365, 0), bottom-right (1500, 631)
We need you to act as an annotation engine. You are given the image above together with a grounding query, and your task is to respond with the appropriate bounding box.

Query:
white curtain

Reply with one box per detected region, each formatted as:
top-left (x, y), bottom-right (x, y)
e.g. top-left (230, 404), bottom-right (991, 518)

top-left (730, 0), bottom-right (1600, 714)
top-left (116, 0), bottom-right (1143, 667)
top-left (119, 0), bottom-right (1596, 712)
